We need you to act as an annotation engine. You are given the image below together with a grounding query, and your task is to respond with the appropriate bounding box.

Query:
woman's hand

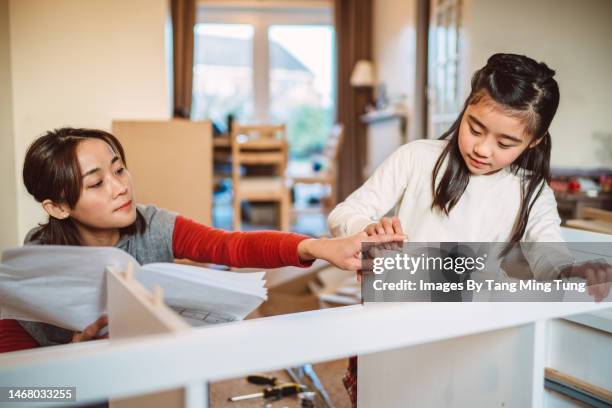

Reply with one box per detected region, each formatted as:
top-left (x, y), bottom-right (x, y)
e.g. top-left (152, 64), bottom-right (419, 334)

top-left (72, 315), bottom-right (108, 343)
top-left (297, 231), bottom-right (405, 271)
top-left (562, 261), bottom-right (611, 302)
top-left (364, 217), bottom-right (404, 236)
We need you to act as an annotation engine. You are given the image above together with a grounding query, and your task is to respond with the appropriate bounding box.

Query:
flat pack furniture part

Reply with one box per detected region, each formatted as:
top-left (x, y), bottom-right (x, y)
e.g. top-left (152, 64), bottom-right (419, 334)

top-left (112, 119), bottom-right (213, 226)
top-left (107, 263), bottom-right (195, 408)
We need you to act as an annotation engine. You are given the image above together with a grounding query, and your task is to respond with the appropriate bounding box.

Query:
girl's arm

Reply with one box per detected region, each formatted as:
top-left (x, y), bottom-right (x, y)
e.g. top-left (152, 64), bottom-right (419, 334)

top-left (522, 185), bottom-right (611, 300)
top-left (521, 183), bottom-right (574, 280)
top-left (172, 216), bottom-right (404, 270)
top-left (327, 144), bottom-right (414, 237)
top-left (523, 182), bottom-right (566, 243)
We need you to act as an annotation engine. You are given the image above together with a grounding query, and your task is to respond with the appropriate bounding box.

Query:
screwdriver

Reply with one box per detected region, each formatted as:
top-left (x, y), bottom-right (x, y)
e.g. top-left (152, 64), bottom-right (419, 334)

top-left (228, 383), bottom-right (307, 402)
top-left (246, 374), bottom-right (278, 386)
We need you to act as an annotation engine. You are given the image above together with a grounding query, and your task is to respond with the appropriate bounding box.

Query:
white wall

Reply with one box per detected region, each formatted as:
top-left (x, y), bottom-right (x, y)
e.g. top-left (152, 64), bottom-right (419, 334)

top-left (373, 0), bottom-right (416, 124)
top-left (462, 0), bottom-right (612, 168)
top-left (367, 0), bottom-right (418, 175)
top-left (0, 0), bottom-right (19, 248)
top-left (7, 0), bottom-right (171, 242)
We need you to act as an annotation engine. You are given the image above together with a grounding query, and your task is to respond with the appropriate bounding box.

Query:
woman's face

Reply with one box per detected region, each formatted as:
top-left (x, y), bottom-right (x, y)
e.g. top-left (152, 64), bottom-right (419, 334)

top-left (68, 139), bottom-right (137, 229)
top-left (458, 95), bottom-right (538, 175)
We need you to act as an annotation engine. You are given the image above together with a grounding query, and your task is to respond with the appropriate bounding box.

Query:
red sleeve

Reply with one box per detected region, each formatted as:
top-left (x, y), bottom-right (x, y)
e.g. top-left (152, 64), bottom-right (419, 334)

top-left (0, 319), bottom-right (39, 353)
top-left (172, 215), bottom-right (315, 269)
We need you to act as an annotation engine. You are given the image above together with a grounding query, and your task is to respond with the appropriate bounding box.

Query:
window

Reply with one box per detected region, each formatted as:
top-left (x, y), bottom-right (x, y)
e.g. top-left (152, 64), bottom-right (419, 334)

top-left (427, 0), bottom-right (463, 138)
top-left (269, 25), bottom-right (334, 159)
top-left (192, 24), bottom-right (254, 124)
top-left (192, 4), bottom-right (335, 157)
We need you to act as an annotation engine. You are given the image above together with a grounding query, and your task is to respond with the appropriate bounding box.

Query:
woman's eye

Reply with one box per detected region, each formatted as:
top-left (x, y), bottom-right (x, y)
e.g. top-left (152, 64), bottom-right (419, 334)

top-left (116, 167), bottom-right (125, 175)
top-left (89, 181), bottom-right (103, 189)
top-left (498, 143), bottom-right (512, 149)
top-left (469, 126), bottom-right (481, 136)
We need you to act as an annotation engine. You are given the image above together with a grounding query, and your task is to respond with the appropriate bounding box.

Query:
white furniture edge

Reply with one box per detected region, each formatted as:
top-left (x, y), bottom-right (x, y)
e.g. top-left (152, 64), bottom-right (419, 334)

top-left (1, 302), bottom-right (610, 405)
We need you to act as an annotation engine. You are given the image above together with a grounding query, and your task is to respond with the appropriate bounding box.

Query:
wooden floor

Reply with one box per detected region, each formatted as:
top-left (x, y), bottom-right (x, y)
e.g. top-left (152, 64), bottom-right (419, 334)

top-left (210, 358), bottom-right (351, 407)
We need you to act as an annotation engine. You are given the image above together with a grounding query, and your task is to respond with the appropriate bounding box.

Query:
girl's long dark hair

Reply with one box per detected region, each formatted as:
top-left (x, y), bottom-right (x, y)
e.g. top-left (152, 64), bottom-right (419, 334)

top-left (431, 53), bottom-right (559, 255)
top-left (23, 128), bottom-right (146, 245)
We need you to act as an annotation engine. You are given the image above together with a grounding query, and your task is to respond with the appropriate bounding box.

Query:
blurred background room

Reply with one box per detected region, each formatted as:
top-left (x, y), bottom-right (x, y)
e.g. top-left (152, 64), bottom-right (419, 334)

top-left (1, 0), bottom-right (611, 248)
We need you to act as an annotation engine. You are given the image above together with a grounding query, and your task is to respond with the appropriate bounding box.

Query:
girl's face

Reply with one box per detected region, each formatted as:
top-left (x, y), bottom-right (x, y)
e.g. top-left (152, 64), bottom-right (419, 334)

top-left (68, 139), bottom-right (137, 229)
top-left (458, 96), bottom-right (539, 175)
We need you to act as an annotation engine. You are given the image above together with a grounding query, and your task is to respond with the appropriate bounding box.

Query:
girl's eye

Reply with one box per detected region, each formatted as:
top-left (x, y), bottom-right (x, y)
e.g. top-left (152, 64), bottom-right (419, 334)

top-left (469, 126), bottom-right (482, 136)
top-left (116, 167), bottom-right (125, 175)
top-left (89, 180), bottom-right (103, 189)
top-left (498, 143), bottom-right (513, 149)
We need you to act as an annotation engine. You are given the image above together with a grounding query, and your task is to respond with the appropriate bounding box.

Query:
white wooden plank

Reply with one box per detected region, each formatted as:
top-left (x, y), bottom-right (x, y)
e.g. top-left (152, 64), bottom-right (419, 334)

top-left (530, 320), bottom-right (549, 407)
top-left (0, 302), bottom-right (609, 404)
top-left (359, 324), bottom-right (536, 407)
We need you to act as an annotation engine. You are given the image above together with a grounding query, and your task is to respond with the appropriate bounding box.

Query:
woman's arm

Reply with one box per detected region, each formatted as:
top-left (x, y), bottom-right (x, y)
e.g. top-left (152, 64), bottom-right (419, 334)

top-left (0, 319), bottom-right (39, 353)
top-left (327, 144), bottom-right (414, 237)
top-left (173, 216), bottom-right (313, 268)
top-left (172, 216), bottom-right (405, 270)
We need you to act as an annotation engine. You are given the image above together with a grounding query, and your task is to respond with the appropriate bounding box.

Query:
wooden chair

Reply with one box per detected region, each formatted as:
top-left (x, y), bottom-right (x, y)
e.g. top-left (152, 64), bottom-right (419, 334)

top-left (289, 124), bottom-right (344, 211)
top-left (231, 123), bottom-right (290, 231)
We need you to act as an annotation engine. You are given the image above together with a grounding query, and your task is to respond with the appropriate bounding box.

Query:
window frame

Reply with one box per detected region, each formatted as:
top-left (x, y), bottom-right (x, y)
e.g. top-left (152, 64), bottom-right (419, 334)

top-left (196, 3), bottom-right (333, 123)
top-left (427, 0), bottom-right (463, 139)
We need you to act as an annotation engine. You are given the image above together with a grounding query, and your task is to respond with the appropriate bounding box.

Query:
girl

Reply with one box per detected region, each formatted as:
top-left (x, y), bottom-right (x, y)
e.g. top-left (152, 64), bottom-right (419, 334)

top-left (329, 53), bottom-right (609, 290)
top-left (328, 53), bottom-right (610, 406)
top-left (0, 127), bottom-right (404, 352)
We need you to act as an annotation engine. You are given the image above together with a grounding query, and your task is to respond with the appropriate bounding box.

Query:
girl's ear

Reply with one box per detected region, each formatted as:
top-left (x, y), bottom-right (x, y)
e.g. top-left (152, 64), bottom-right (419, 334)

top-left (42, 199), bottom-right (70, 220)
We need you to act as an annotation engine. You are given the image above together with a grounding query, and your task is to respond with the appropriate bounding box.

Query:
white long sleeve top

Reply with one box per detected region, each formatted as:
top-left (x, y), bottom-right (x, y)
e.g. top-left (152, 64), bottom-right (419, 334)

top-left (328, 139), bottom-right (570, 279)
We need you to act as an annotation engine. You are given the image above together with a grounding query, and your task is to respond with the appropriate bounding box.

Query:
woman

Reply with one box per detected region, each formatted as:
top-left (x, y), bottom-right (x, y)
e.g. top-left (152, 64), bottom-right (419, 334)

top-left (0, 127), bottom-right (404, 352)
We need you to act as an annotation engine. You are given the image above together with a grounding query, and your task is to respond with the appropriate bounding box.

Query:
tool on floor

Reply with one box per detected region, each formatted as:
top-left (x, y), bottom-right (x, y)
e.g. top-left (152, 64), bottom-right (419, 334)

top-left (286, 365), bottom-right (335, 408)
top-left (298, 391), bottom-right (318, 408)
top-left (228, 383), bottom-right (307, 402)
top-left (246, 374), bottom-right (278, 386)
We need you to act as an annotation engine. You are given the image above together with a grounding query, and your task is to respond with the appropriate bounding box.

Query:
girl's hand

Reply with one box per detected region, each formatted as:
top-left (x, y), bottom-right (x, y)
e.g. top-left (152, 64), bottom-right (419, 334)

top-left (297, 231), bottom-right (406, 271)
top-left (562, 261), bottom-right (611, 302)
top-left (72, 315), bottom-right (108, 343)
top-left (364, 217), bottom-right (404, 236)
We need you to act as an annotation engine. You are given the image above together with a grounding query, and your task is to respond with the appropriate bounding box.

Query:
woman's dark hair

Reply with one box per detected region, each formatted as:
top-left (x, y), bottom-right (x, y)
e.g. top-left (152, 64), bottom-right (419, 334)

top-left (431, 53), bottom-right (559, 254)
top-left (23, 127), bottom-right (145, 245)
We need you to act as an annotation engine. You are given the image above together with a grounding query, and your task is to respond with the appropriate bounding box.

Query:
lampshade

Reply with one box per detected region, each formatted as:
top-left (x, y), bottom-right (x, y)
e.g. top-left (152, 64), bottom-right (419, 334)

top-left (350, 60), bottom-right (375, 87)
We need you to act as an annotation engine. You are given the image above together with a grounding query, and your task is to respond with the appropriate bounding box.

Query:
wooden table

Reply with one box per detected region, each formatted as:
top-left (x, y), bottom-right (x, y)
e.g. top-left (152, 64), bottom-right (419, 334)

top-left (555, 191), bottom-right (612, 222)
top-left (565, 219), bottom-right (612, 234)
